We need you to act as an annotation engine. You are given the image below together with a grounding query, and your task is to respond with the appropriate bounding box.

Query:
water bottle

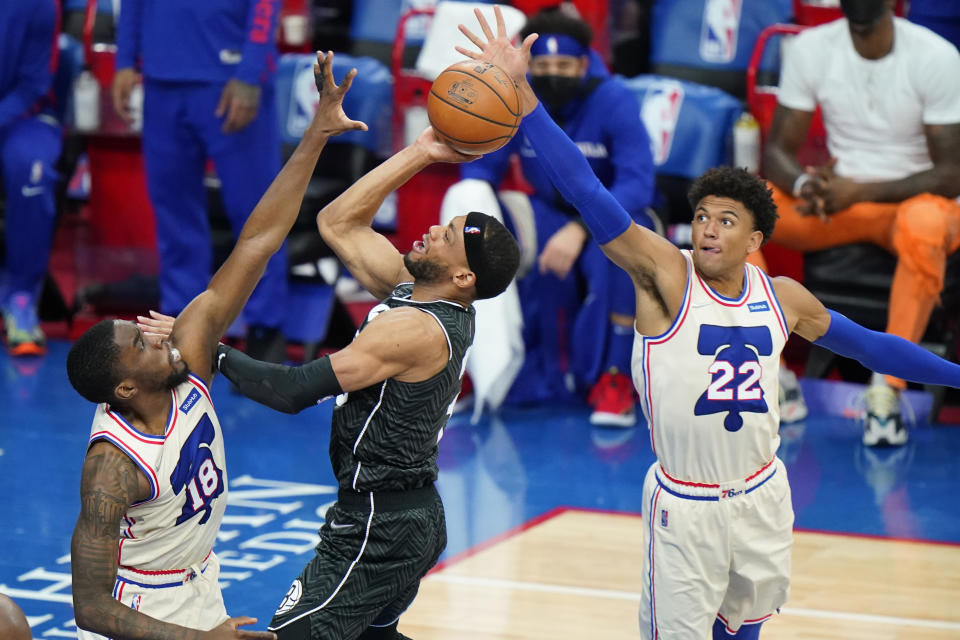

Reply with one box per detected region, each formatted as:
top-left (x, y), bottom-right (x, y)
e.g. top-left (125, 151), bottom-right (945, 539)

top-left (733, 111), bottom-right (760, 174)
top-left (74, 69), bottom-right (101, 132)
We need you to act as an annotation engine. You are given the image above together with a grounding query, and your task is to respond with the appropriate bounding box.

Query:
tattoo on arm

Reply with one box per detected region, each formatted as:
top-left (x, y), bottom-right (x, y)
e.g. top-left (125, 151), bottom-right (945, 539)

top-left (71, 445), bottom-right (202, 640)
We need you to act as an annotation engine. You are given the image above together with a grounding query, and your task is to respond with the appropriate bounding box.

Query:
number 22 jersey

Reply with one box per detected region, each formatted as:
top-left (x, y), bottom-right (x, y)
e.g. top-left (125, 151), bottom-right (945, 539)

top-left (633, 251), bottom-right (789, 484)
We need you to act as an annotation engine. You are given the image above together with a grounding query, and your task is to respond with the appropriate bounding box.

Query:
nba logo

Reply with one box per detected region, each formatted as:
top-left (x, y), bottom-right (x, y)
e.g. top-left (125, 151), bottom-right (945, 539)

top-left (640, 81), bottom-right (685, 166)
top-left (700, 0), bottom-right (742, 63)
top-left (661, 509), bottom-right (669, 528)
top-left (287, 60), bottom-right (321, 138)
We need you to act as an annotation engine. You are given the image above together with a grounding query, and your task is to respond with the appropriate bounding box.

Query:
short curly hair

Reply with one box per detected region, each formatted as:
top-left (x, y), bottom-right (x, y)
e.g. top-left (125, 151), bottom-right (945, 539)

top-left (67, 319), bottom-right (123, 404)
top-left (687, 167), bottom-right (778, 243)
top-left (521, 6), bottom-right (593, 49)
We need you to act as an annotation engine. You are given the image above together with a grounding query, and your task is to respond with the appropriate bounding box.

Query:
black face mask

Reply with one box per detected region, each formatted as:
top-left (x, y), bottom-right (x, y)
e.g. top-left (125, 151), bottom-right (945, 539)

top-left (530, 75), bottom-right (584, 114)
top-left (840, 0), bottom-right (885, 27)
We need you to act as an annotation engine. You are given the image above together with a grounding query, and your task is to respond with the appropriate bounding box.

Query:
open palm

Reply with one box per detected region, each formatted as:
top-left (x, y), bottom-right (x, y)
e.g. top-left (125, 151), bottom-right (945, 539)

top-left (455, 6), bottom-right (538, 101)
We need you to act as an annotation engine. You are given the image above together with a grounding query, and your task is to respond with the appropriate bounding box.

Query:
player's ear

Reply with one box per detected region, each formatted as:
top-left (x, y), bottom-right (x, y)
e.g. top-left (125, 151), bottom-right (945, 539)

top-left (114, 379), bottom-right (137, 402)
top-left (746, 229), bottom-right (764, 255)
top-left (452, 268), bottom-right (476, 291)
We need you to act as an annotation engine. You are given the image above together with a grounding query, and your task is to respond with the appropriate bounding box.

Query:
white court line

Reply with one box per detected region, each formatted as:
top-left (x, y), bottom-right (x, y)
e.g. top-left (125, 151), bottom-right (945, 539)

top-left (428, 574), bottom-right (960, 631)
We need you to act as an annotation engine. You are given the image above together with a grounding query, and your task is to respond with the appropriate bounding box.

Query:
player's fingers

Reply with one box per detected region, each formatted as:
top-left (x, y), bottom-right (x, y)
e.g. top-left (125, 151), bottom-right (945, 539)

top-left (338, 68), bottom-right (357, 94)
top-left (458, 24), bottom-right (485, 49)
top-left (474, 7), bottom-right (494, 41)
top-left (237, 632), bottom-right (277, 640)
top-left (455, 45), bottom-right (479, 60)
top-left (228, 616), bottom-right (257, 628)
top-left (215, 86), bottom-right (230, 118)
top-left (494, 4), bottom-right (506, 37)
top-left (521, 33), bottom-right (539, 56)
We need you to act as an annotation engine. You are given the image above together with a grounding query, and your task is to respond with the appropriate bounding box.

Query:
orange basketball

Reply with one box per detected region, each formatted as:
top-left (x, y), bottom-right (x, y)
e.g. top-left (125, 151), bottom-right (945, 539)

top-left (427, 60), bottom-right (521, 155)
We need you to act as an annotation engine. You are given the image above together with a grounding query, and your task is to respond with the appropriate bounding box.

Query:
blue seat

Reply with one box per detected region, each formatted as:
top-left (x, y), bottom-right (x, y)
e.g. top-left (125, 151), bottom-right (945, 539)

top-left (650, 0), bottom-right (792, 99)
top-left (622, 74), bottom-right (742, 179)
top-left (621, 74), bottom-right (743, 234)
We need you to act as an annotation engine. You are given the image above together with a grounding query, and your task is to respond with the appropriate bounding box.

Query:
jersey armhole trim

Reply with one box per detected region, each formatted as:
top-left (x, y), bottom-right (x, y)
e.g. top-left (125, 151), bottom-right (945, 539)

top-left (89, 433), bottom-right (160, 505)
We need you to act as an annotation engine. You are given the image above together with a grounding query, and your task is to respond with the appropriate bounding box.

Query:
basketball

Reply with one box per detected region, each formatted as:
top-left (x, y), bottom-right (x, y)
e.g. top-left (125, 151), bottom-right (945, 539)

top-left (427, 61), bottom-right (521, 155)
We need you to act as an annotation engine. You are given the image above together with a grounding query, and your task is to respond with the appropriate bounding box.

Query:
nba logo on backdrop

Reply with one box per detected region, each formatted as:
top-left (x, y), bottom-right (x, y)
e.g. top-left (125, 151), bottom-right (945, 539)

top-left (640, 81), bottom-right (684, 166)
top-left (288, 59), bottom-right (320, 138)
top-left (700, 0), bottom-right (742, 63)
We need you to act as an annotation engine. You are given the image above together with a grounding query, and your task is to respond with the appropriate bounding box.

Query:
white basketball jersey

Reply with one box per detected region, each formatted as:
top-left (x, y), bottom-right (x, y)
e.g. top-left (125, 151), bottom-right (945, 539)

top-left (87, 373), bottom-right (227, 571)
top-left (633, 251), bottom-right (788, 483)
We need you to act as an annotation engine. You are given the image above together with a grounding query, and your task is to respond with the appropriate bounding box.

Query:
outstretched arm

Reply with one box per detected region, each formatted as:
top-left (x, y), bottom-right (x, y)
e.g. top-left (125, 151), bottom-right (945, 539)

top-left (170, 52), bottom-right (366, 385)
top-left (775, 277), bottom-right (960, 388)
top-left (316, 128), bottom-right (475, 301)
top-left (217, 307), bottom-right (449, 413)
top-left (455, 7), bottom-right (685, 290)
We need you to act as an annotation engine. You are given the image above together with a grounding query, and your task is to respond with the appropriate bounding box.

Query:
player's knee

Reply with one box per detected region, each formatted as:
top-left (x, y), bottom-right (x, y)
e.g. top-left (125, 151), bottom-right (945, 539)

top-left (895, 195), bottom-right (951, 247)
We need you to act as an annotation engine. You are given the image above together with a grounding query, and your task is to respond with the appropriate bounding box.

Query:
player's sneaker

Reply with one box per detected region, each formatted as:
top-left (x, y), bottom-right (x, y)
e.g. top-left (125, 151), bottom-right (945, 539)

top-left (862, 384), bottom-right (908, 447)
top-left (589, 369), bottom-right (636, 428)
top-left (2, 292), bottom-right (46, 356)
top-left (778, 366), bottom-right (808, 423)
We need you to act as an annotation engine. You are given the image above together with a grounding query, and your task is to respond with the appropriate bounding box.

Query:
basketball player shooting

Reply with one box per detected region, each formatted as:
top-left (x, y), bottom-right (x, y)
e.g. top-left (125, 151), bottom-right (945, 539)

top-left (64, 52), bottom-right (365, 640)
top-left (458, 6), bottom-right (960, 639)
top-left (203, 124), bottom-right (520, 636)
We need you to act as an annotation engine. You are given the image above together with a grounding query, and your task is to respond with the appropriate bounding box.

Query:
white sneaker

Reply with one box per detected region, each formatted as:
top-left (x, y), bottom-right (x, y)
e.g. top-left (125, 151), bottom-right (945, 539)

top-left (778, 367), bottom-right (808, 423)
top-left (862, 384), bottom-right (908, 447)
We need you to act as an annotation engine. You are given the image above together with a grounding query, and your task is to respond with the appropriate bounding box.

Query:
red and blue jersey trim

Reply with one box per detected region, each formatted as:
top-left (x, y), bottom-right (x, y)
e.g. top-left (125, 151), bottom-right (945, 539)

top-left (104, 390), bottom-right (177, 443)
top-left (754, 266), bottom-right (789, 342)
top-left (88, 432), bottom-right (159, 505)
top-left (640, 254), bottom-right (693, 457)
top-left (696, 264), bottom-right (751, 307)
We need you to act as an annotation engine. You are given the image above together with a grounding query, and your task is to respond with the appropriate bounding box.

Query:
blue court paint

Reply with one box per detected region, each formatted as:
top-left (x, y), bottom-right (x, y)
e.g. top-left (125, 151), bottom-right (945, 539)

top-left (1, 341), bottom-right (958, 635)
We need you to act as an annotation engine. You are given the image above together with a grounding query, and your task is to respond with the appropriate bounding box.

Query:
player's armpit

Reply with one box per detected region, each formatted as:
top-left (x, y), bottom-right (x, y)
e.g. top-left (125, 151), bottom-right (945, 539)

top-left (770, 276), bottom-right (831, 341)
top-left (329, 306), bottom-right (449, 390)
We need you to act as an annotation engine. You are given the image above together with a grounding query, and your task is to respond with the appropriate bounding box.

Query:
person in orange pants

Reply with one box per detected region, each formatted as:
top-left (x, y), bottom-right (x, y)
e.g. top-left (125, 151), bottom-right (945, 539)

top-left (756, 0), bottom-right (960, 445)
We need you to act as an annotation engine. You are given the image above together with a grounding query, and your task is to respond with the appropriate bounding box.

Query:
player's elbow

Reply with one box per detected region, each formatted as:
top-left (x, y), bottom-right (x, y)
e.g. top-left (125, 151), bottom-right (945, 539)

top-left (72, 595), bottom-right (108, 633)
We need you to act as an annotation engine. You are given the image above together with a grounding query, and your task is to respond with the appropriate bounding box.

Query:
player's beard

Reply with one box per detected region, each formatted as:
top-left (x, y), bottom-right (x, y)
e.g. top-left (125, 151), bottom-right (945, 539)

top-left (403, 252), bottom-right (448, 285)
top-left (164, 360), bottom-right (190, 390)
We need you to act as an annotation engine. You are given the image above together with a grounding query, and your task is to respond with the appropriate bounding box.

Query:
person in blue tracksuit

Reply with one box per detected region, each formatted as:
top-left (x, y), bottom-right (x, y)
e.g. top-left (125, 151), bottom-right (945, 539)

top-left (0, 0), bottom-right (62, 356)
top-left (907, 0), bottom-right (960, 50)
top-left (113, 0), bottom-right (288, 361)
top-left (459, 7), bottom-right (656, 426)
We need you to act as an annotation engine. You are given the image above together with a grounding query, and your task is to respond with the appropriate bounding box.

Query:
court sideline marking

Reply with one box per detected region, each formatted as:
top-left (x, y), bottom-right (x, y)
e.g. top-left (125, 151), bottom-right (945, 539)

top-left (426, 574), bottom-right (960, 631)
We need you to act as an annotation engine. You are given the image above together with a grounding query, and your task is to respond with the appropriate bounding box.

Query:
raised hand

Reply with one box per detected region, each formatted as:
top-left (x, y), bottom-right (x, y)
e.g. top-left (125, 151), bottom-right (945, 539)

top-left (415, 127), bottom-right (479, 164)
top-left (136, 310), bottom-right (176, 343)
top-left (310, 51), bottom-right (368, 137)
top-left (455, 5), bottom-right (540, 116)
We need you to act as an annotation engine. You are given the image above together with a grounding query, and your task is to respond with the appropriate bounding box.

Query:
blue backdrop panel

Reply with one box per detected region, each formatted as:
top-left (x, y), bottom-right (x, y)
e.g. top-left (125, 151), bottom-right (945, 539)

top-left (275, 53), bottom-right (393, 157)
top-left (622, 74), bottom-right (742, 179)
top-left (651, 0), bottom-right (792, 71)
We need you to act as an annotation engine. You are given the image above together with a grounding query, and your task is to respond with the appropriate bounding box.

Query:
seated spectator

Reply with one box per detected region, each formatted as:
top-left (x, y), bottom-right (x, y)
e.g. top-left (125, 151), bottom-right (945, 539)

top-left (752, 0), bottom-right (960, 446)
top-left (0, 0), bottom-right (62, 356)
top-left (449, 6), bottom-right (657, 426)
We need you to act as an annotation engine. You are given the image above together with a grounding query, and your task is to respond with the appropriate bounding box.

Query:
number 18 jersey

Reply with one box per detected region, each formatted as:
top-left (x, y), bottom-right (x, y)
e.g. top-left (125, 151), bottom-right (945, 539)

top-left (86, 373), bottom-right (227, 571)
top-left (633, 251), bottom-right (789, 484)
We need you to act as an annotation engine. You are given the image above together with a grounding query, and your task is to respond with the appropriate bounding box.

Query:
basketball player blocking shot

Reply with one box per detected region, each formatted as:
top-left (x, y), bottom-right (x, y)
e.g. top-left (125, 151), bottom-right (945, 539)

top-left (458, 6), bottom-right (960, 639)
top-left (64, 52), bottom-right (365, 640)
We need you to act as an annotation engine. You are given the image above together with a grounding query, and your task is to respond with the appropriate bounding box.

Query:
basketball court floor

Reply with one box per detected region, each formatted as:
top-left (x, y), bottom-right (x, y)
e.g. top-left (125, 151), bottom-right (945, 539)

top-left (1, 341), bottom-right (958, 639)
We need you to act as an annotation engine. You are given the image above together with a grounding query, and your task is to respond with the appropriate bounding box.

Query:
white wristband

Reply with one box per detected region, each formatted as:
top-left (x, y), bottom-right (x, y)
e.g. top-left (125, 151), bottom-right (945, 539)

top-left (793, 173), bottom-right (812, 198)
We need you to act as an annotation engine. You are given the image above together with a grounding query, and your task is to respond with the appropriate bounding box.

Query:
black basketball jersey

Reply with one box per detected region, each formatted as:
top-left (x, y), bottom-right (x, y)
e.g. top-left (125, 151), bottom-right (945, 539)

top-left (329, 283), bottom-right (475, 492)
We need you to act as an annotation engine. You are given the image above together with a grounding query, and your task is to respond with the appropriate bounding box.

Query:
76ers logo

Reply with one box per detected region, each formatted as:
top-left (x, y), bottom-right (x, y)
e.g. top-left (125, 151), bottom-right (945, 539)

top-left (694, 325), bottom-right (771, 431)
top-left (170, 415), bottom-right (224, 525)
